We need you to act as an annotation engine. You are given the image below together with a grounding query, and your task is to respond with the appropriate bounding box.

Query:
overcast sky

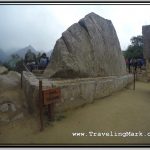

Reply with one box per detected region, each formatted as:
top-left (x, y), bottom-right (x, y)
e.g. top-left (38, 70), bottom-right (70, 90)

top-left (0, 5), bottom-right (150, 53)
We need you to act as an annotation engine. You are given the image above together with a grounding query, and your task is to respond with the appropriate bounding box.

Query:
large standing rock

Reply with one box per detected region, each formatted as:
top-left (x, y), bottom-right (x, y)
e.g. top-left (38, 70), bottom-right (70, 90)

top-left (44, 12), bottom-right (126, 78)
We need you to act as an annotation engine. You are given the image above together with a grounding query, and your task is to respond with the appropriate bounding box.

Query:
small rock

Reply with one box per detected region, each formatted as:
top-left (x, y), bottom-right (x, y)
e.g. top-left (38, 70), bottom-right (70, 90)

top-left (10, 103), bottom-right (17, 112)
top-left (0, 103), bottom-right (9, 112)
top-left (11, 113), bottom-right (24, 121)
top-left (70, 97), bottom-right (74, 101)
top-left (0, 116), bottom-right (10, 123)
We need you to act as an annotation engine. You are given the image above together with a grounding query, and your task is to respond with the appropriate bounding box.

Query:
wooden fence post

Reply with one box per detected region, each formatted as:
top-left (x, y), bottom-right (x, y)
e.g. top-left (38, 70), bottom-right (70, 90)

top-left (39, 80), bottom-right (43, 131)
top-left (48, 103), bottom-right (54, 121)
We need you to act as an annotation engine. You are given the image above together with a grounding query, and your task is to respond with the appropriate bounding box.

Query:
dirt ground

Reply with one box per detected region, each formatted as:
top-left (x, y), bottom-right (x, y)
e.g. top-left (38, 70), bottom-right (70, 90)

top-left (1, 81), bottom-right (150, 145)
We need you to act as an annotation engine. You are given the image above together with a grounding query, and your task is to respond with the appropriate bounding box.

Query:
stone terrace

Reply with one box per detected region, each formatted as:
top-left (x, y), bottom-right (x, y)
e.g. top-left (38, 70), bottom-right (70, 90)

top-left (22, 71), bottom-right (133, 115)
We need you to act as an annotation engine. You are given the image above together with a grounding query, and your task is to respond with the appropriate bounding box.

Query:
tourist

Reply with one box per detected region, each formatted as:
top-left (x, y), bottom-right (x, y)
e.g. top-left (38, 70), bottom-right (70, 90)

top-left (130, 58), bottom-right (133, 73)
top-left (133, 58), bottom-right (138, 72)
top-left (127, 58), bottom-right (131, 73)
top-left (39, 53), bottom-right (49, 69)
top-left (137, 58), bottom-right (143, 72)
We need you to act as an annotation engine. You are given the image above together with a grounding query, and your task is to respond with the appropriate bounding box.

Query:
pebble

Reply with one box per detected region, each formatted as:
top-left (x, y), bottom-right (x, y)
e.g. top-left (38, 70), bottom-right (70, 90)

top-left (0, 103), bottom-right (9, 112)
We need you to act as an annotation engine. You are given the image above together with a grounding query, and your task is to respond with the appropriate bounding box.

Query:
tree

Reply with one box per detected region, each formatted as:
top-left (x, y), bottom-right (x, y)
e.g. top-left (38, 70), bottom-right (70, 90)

top-left (24, 49), bottom-right (36, 64)
top-left (3, 54), bottom-right (23, 72)
top-left (11, 54), bottom-right (20, 60)
top-left (130, 35), bottom-right (143, 47)
top-left (15, 59), bottom-right (25, 73)
top-left (124, 35), bottom-right (143, 59)
top-left (3, 54), bottom-right (22, 71)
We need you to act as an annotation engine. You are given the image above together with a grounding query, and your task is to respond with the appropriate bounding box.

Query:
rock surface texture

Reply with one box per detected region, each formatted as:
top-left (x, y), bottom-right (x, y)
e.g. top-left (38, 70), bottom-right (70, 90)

top-left (22, 71), bottom-right (133, 114)
top-left (44, 12), bottom-right (127, 78)
top-left (0, 65), bottom-right (8, 74)
top-left (142, 25), bottom-right (150, 80)
top-left (0, 69), bottom-right (26, 124)
top-left (142, 25), bottom-right (150, 59)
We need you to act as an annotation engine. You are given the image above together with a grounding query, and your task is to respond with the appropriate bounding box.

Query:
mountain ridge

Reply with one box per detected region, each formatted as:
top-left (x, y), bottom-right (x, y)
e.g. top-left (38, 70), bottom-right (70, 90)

top-left (14, 45), bottom-right (37, 58)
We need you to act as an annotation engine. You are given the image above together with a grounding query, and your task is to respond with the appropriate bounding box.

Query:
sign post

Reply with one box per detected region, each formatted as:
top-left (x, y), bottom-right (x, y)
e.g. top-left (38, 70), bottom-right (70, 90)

top-left (133, 70), bottom-right (136, 90)
top-left (39, 80), bottom-right (43, 131)
top-left (21, 71), bottom-right (23, 89)
top-left (39, 80), bottom-right (61, 131)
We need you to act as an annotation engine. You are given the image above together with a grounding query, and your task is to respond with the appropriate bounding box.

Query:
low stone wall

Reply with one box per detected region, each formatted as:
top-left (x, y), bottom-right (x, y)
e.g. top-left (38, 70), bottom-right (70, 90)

top-left (22, 71), bottom-right (133, 114)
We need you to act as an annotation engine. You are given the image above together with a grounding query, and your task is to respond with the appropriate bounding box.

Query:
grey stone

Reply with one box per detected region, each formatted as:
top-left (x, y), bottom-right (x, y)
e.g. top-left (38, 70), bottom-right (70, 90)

top-left (10, 103), bottom-right (17, 112)
top-left (44, 12), bottom-right (127, 78)
top-left (0, 65), bottom-right (8, 74)
top-left (22, 71), bottom-right (133, 114)
top-left (80, 81), bottom-right (95, 103)
top-left (11, 113), bottom-right (24, 121)
top-left (94, 79), bottom-right (113, 99)
top-left (0, 103), bottom-right (9, 112)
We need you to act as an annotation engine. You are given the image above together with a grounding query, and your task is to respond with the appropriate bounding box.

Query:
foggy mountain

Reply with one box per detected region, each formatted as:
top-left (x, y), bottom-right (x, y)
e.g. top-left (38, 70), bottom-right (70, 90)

top-left (14, 45), bottom-right (37, 58)
top-left (0, 46), bottom-right (53, 64)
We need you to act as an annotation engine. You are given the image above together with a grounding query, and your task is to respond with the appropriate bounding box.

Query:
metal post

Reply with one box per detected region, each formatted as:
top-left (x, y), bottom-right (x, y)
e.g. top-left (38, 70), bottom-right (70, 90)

top-left (21, 71), bottom-right (23, 89)
top-left (39, 80), bottom-right (43, 131)
top-left (133, 70), bottom-right (136, 90)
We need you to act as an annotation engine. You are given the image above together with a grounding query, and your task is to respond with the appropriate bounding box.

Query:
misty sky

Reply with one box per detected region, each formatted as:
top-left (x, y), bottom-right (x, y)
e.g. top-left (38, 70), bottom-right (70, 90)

top-left (0, 5), bottom-right (150, 53)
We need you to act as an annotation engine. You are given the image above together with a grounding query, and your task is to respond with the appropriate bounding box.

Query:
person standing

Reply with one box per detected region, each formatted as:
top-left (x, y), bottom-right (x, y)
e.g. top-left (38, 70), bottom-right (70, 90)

top-left (128, 58), bottom-right (131, 73)
top-left (39, 53), bottom-right (49, 69)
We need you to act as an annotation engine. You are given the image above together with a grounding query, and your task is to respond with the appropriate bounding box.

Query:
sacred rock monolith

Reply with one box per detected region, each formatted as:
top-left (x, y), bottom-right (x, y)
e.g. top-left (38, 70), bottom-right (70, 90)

top-left (44, 12), bottom-right (127, 78)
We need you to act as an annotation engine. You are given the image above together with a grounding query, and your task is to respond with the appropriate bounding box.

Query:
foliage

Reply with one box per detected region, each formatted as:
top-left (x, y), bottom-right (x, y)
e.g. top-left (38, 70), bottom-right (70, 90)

top-left (3, 50), bottom-right (37, 73)
top-left (3, 62), bottom-right (13, 71)
top-left (25, 49), bottom-right (36, 64)
top-left (3, 54), bottom-right (22, 71)
top-left (15, 59), bottom-right (25, 73)
top-left (124, 35), bottom-right (143, 59)
top-left (9, 54), bottom-right (21, 69)
top-left (130, 35), bottom-right (143, 47)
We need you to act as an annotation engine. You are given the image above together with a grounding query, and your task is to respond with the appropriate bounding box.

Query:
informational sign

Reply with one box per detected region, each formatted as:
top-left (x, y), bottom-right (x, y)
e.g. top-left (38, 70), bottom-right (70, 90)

top-left (42, 88), bottom-right (61, 105)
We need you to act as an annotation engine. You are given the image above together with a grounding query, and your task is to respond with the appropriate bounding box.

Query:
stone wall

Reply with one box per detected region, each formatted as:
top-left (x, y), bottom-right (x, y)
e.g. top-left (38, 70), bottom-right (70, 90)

top-left (142, 25), bottom-right (150, 59)
top-left (142, 25), bottom-right (150, 80)
top-left (22, 71), bottom-right (133, 114)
